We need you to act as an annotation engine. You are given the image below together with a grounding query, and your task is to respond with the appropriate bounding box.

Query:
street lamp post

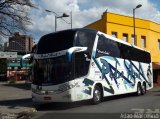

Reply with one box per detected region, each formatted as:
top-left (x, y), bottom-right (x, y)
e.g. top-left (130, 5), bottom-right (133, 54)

top-left (70, 11), bottom-right (72, 29)
top-left (133, 4), bottom-right (142, 44)
top-left (45, 9), bottom-right (72, 32)
top-left (55, 13), bottom-right (69, 32)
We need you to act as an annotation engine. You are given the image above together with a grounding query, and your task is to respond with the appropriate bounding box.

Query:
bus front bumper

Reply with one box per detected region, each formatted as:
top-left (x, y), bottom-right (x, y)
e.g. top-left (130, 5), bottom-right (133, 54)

top-left (32, 91), bottom-right (73, 103)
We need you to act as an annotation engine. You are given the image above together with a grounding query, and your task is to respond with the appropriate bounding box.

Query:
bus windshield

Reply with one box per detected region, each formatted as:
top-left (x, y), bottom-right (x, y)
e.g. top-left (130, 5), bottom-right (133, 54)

top-left (37, 30), bottom-right (76, 54)
top-left (32, 29), bottom-right (97, 85)
top-left (32, 55), bottom-right (73, 85)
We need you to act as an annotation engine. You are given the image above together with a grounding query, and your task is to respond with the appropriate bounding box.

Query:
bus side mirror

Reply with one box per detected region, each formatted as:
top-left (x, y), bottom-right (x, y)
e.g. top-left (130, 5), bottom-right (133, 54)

top-left (66, 47), bottom-right (88, 62)
top-left (29, 56), bottom-right (33, 64)
top-left (20, 54), bottom-right (33, 67)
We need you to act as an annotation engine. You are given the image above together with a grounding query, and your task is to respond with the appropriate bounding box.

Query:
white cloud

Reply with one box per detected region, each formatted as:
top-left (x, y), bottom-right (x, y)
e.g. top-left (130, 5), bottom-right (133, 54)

top-left (29, 14), bottom-right (55, 32)
top-left (28, 0), bottom-right (160, 40)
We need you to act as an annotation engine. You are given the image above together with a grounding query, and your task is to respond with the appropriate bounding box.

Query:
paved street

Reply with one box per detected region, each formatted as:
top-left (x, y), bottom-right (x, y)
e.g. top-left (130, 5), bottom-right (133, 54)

top-left (33, 87), bottom-right (160, 119)
top-left (0, 82), bottom-right (160, 119)
top-left (0, 82), bottom-right (36, 119)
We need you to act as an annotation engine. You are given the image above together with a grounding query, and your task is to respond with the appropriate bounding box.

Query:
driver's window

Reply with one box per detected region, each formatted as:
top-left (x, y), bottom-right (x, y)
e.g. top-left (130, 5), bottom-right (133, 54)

top-left (73, 52), bottom-right (90, 78)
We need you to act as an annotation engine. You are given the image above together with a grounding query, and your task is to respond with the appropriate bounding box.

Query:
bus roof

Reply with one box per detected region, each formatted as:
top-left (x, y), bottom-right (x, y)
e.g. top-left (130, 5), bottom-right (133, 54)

top-left (37, 28), bottom-right (150, 54)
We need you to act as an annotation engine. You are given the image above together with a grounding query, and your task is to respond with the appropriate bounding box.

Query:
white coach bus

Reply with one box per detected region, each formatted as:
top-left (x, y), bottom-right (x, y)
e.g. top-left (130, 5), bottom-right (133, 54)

top-left (31, 28), bottom-right (153, 105)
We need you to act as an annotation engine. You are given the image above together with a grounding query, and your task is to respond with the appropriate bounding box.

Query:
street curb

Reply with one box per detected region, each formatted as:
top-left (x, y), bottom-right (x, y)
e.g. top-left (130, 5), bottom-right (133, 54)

top-left (17, 109), bottom-right (37, 119)
top-left (149, 86), bottom-right (160, 93)
top-left (0, 81), bottom-right (28, 85)
top-left (0, 108), bottom-right (37, 119)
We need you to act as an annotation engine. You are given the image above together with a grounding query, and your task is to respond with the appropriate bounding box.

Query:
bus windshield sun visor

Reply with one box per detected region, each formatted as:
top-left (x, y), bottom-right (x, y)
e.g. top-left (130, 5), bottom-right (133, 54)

top-left (34, 47), bottom-right (87, 59)
top-left (34, 50), bottom-right (67, 59)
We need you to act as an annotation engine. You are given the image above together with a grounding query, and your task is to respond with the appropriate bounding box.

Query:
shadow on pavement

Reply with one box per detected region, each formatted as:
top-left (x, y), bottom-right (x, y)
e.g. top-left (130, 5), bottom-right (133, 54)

top-left (3, 83), bottom-right (31, 90)
top-left (34, 89), bottom-right (159, 111)
top-left (36, 93), bottom-right (136, 111)
top-left (36, 101), bottom-right (88, 111)
top-left (0, 98), bottom-right (33, 108)
top-left (103, 93), bottom-right (135, 102)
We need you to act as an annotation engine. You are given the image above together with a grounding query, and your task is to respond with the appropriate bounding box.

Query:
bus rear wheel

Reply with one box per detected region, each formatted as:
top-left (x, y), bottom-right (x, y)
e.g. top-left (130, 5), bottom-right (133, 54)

top-left (136, 83), bottom-right (142, 96)
top-left (91, 85), bottom-right (102, 105)
top-left (142, 83), bottom-right (146, 95)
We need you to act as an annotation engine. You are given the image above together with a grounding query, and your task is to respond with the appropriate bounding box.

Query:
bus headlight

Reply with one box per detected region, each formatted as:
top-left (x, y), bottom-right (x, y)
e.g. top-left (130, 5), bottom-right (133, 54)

top-left (39, 90), bottom-right (46, 94)
top-left (32, 88), bottom-right (46, 95)
top-left (39, 90), bottom-right (55, 95)
top-left (47, 91), bottom-right (54, 94)
top-left (32, 88), bottom-right (55, 95)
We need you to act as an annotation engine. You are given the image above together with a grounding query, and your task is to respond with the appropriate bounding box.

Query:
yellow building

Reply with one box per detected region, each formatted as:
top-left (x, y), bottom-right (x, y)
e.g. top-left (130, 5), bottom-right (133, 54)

top-left (85, 12), bottom-right (160, 84)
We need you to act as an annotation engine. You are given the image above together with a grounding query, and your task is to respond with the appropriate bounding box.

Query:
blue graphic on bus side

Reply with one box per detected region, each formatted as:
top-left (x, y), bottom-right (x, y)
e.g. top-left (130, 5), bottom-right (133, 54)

top-left (83, 78), bottom-right (94, 86)
top-left (126, 60), bottom-right (152, 87)
top-left (82, 56), bottom-right (152, 95)
top-left (93, 57), bottom-right (115, 94)
top-left (82, 78), bottom-right (94, 95)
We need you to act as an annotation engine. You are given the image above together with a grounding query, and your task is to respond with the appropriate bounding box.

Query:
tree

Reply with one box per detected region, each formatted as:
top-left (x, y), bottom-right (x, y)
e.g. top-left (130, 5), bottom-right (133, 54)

top-left (0, 0), bottom-right (35, 37)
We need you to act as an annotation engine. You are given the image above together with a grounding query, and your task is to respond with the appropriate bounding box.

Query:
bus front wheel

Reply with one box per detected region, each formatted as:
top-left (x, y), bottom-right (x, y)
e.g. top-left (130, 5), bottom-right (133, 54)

top-left (91, 85), bottom-right (102, 105)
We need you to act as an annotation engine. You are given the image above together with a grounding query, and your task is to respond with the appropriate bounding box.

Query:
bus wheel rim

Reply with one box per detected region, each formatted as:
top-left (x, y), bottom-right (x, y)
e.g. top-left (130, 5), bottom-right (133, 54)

top-left (138, 85), bottom-right (141, 95)
top-left (142, 84), bottom-right (146, 93)
top-left (94, 90), bottom-right (101, 102)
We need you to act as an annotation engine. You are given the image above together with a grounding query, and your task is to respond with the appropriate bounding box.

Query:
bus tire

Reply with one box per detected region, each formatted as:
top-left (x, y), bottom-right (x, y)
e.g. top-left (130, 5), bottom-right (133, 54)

top-left (142, 83), bottom-right (146, 95)
top-left (91, 85), bottom-right (102, 105)
top-left (136, 83), bottom-right (142, 96)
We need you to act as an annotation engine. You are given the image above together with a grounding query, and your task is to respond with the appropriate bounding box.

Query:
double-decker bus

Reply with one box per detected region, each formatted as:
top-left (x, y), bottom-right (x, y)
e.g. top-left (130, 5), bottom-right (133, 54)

top-left (31, 28), bottom-right (153, 105)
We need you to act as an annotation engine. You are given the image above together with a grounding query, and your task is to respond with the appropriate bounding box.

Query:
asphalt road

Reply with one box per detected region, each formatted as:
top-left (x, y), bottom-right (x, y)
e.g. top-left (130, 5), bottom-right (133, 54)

top-left (0, 82), bottom-right (159, 119)
top-left (32, 87), bottom-right (160, 119)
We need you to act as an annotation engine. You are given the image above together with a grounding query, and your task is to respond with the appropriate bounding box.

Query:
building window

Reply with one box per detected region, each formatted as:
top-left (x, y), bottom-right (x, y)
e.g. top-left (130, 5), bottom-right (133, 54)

top-left (131, 34), bottom-right (137, 46)
top-left (141, 36), bottom-right (146, 48)
top-left (122, 33), bottom-right (128, 42)
top-left (158, 39), bottom-right (160, 50)
top-left (112, 32), bottom-right (117, 38)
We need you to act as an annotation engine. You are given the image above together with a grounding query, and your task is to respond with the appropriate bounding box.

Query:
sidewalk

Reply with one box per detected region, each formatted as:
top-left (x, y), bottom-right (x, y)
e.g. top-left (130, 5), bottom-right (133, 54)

top-left (151, 85), bottom-right (160, 91)
top-left (0, 81), bottom-right (36, 119)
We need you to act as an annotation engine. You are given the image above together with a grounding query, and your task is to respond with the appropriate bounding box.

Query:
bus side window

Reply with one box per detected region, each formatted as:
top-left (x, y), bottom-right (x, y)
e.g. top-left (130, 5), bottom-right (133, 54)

top-left (73, 51), bottom-right (90, 78)
top-left (96, 34), bottom-right (120, 58)
top-left (75, 31), bottom-right (96, 57)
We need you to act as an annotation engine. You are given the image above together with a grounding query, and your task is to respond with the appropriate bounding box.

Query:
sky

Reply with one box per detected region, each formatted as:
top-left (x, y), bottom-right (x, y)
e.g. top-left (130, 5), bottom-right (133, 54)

top-left (27, 0), bottom-right (160, 42)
